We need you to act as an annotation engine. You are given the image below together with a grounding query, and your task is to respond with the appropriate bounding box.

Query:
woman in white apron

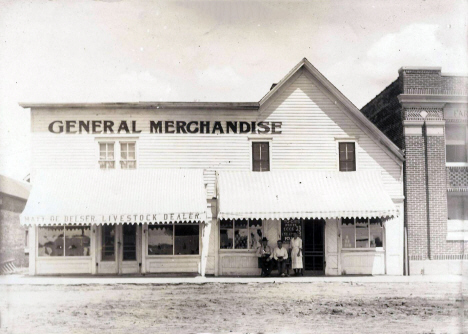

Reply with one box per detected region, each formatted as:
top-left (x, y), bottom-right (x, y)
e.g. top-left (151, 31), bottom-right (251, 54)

top-left (290, 231), bottom-right (303, 276)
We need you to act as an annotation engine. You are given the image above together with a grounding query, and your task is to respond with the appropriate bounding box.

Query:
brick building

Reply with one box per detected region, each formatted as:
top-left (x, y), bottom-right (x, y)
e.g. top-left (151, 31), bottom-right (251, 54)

top-left (361, 67), bottom-right (468, 275)
top-left (0, 174), bottom-right (31, 270)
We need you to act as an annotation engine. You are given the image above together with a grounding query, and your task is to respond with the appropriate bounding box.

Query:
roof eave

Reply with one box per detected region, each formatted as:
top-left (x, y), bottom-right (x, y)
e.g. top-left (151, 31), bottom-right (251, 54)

top-left (19, 102), bottom-right (260, 110)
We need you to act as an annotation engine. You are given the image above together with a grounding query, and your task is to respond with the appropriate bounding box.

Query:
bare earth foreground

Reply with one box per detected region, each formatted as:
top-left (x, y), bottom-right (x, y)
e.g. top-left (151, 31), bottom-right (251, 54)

top-left (0, 281), bottom-right (466, 333)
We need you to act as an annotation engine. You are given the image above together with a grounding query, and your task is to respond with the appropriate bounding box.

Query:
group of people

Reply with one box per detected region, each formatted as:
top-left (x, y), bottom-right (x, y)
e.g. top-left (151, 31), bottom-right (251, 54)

top-left (256, 231), bottom-right (303, 277)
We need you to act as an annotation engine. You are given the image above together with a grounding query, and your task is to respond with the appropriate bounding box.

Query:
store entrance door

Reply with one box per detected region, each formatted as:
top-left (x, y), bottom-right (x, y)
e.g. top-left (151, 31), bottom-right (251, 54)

top-left (97, 224), bottom-right (141, 275)
top-left (303, 219), bottom-right (325, 275)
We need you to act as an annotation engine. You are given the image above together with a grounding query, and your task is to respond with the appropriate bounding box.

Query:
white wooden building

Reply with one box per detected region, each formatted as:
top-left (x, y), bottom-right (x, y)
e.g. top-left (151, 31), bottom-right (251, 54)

top-left (20, 58), bottom-right (405, 276)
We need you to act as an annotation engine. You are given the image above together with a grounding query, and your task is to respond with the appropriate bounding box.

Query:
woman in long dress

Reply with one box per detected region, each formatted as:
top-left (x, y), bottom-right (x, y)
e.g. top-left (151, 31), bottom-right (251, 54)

top-left (290, 231), bottom-right (303, 276)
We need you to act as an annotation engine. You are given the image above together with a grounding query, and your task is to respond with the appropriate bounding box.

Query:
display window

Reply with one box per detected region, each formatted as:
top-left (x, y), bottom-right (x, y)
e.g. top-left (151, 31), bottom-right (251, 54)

top-left (148, 224), bottom-right (199, 255)
top-left (341, 218), bottom-right (383, 249)
top-left (220, 219), bottom-right (263, 250)
top-left (38, 226), bottom-right (91, 257)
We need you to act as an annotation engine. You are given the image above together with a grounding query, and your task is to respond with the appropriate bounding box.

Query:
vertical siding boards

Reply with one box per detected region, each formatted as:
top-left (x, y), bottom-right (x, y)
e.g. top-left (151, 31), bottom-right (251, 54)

top-left (30, 73), bottom-right (402, 200)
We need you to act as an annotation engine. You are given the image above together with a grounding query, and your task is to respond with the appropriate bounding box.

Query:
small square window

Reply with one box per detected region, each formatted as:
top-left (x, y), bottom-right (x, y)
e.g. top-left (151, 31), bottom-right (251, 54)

top-left (99, 142), bottom-right (115, 169)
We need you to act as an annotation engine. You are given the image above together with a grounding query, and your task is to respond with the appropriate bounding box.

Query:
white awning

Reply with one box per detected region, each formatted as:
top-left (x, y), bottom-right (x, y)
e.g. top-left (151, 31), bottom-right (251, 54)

top-left (217, 170), bottom-right (398, 220)
top-left (21, 169), bottom-right (207, 225)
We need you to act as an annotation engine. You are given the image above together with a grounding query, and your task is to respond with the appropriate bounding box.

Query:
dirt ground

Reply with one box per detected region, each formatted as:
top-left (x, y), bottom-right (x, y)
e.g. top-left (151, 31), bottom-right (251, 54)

top-left (0, 281), bottom-right (466, 334)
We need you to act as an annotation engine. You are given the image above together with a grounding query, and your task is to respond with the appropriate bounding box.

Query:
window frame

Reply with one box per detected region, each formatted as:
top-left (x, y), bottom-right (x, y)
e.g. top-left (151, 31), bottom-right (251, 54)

top-left (250, 138), bottom-right (272, 172)
top-left (340, 218), bottom-right (385, 251)
top-left (96, 138), bottom-right (138, 170)
top-left (98, 141), bottom-right (116, 169)
top-left (37, 225), bottom-right (91, 258)
top-left (335, 139), bottom-right (358, 172)
top-left (146, 223), bottom-right (201, 257)
top-left (219, 219), bottom-right (264, 252)
top-left (445, 123), bottom-right (468, 167)
top-left (337, 141), bottom-right (357, 172)
top-left (119, 141), bottom-right (137, 169)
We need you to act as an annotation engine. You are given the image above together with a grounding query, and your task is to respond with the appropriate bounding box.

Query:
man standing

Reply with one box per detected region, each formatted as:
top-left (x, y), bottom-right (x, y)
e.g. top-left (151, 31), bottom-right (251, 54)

top-left (256, 237), bottom-right (273, 277)
top-left (273, 240), bottom-right (289, 277)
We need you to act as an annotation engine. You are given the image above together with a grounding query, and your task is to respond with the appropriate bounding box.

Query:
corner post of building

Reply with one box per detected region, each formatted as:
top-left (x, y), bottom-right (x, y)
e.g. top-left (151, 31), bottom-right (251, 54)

top-left (424, 116), bottom-right (446, 260)
top-left (28, 225), bottom-right (36, 276)
top-left (402, 107), bottom-right (429, 264)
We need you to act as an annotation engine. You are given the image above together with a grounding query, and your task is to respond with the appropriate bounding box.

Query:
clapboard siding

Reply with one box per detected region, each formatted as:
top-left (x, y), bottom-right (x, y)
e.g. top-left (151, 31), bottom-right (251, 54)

top-left (30, 73), bottom-right (402, 199)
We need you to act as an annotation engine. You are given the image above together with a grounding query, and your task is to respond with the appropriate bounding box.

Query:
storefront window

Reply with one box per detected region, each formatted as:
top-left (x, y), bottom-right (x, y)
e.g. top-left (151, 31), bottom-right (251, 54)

top-left (341, 218), bottom-right (383, 249)
top-left (356, 218), bottom-right (369, 248)
top-left (148, 224), bottom-right (199, 255)
top-left (369, 218), bottom-right (383, 247)
top-left (249, 219), bottom-right (263, 249)
top-left (148, 225), bottom-right (173, 255)
top-left (234, 220), bottom-right (248, 249)
top-left (174, 225), bottom-right (199, 255)
top-left (341, 218), bottom-right (355, 248)
top-left (220, 219), bottom-right (263, 250)
top-left (38, 226), bottom-right (90, 257)
top-left (38, 226), bottom-right (64, 256)
top-left (65, 226), bottom-right (91, 256)
top-left (220, 220), bottom-right (234, 249)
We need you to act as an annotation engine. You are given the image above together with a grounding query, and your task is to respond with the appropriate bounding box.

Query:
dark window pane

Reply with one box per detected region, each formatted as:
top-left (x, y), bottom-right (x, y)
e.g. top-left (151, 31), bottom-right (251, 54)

top-left (101, 225), bottom-right (116, 261)
top-left (38, 226), bottom-right (64, 257)
top-left (447, 145), bottom-right (467, 163)
top-left (65, 226), bottom-right (91, 256)
top-left (249, 219), bottom-right (262, 249)
top-left (339, 142), bottom-right (356, 171)
top-left (174, 225), bottom-right (199, 255)
top-left (234, 219), bottom-right (248, 249)
top-left (252, 142), bottom-right (270, 172)
top-left (148, 225), bottom-right (173, 255)
top-left (356, 218), bottom-right (369, 248)
top-left (122, 224), bottom-right (137, 261)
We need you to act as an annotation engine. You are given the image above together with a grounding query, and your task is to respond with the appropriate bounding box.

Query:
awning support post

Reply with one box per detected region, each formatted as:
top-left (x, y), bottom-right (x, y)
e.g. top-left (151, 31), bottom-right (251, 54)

top-left (200, 220), bottom-right (211, 277)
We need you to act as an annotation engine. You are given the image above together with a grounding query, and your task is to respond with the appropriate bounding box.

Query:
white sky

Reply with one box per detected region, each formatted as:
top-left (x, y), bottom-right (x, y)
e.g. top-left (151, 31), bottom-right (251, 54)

top-left (0, 0), bottom-right (466, 180)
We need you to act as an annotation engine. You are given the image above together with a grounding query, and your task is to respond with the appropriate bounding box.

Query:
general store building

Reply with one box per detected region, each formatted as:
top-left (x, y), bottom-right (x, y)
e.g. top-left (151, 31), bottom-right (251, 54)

top-left (20, 59), bottom-right (405, 276)
top-left (361, 67), bottom-right (468, 275)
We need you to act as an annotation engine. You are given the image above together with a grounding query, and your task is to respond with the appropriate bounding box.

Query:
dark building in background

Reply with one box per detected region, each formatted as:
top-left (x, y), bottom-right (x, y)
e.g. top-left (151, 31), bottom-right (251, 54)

top-left (361, 67), bottom-right (468, 275)
top-left (0, 174), bottom-right (31, 270)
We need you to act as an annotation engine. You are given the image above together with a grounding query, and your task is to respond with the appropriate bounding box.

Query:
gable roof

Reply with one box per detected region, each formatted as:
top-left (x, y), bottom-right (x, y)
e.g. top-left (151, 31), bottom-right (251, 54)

top-left (0, 174), bottom-right (31, 200)
top-left (260, 58), bottom-right (404, 163)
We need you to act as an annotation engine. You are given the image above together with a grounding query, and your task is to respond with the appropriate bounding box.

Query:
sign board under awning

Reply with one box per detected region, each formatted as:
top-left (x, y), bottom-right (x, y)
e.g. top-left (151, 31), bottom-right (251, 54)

top-left (21, 169), bottom-right (207, 225)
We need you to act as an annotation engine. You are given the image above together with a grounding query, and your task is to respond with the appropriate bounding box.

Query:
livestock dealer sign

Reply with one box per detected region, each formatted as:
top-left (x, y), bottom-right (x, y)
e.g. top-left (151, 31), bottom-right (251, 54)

top-left (21, 212), bottom-right (206, 225)
top-left (48, 120), bottom-right (283, 134)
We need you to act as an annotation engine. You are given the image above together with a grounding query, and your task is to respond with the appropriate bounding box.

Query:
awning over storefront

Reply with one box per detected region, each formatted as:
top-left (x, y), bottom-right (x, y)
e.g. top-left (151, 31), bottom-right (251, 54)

top-left (21, 169), bottom-right (207, 225)
top-left (217, 170), bottom-right (398, 220)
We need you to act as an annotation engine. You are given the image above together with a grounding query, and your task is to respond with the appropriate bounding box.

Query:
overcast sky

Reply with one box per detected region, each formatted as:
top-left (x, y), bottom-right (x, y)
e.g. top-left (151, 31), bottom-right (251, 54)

top-left (0, 0), bottom-right (466, 180)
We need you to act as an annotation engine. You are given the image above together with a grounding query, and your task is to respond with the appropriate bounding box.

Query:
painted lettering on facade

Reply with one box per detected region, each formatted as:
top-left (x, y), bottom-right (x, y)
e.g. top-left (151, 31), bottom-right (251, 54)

top-left (22, 212), bottom-right (205, 225)
top-left (47, 120), bottom-right (282, 134)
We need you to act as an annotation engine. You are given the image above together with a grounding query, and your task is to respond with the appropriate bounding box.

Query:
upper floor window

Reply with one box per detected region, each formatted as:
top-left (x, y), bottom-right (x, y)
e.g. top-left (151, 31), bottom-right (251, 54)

top-left (98, 141), bottom-right (137, 169)
top-left (446, 124), bottom-right (467, 163)
top-left (252, 142), bottom-right (270, 172)
top-left (339, 142), bottom-right (356, 171)
top-left (120, 142), bottom-right (136, 169)
top-left (99, 142), bottom-right (115, 169)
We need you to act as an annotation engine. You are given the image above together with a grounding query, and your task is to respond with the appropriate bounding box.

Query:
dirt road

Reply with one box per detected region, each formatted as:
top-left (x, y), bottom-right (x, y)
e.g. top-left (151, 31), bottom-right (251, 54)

top-left (0, 281), bottom-right (465, 333)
